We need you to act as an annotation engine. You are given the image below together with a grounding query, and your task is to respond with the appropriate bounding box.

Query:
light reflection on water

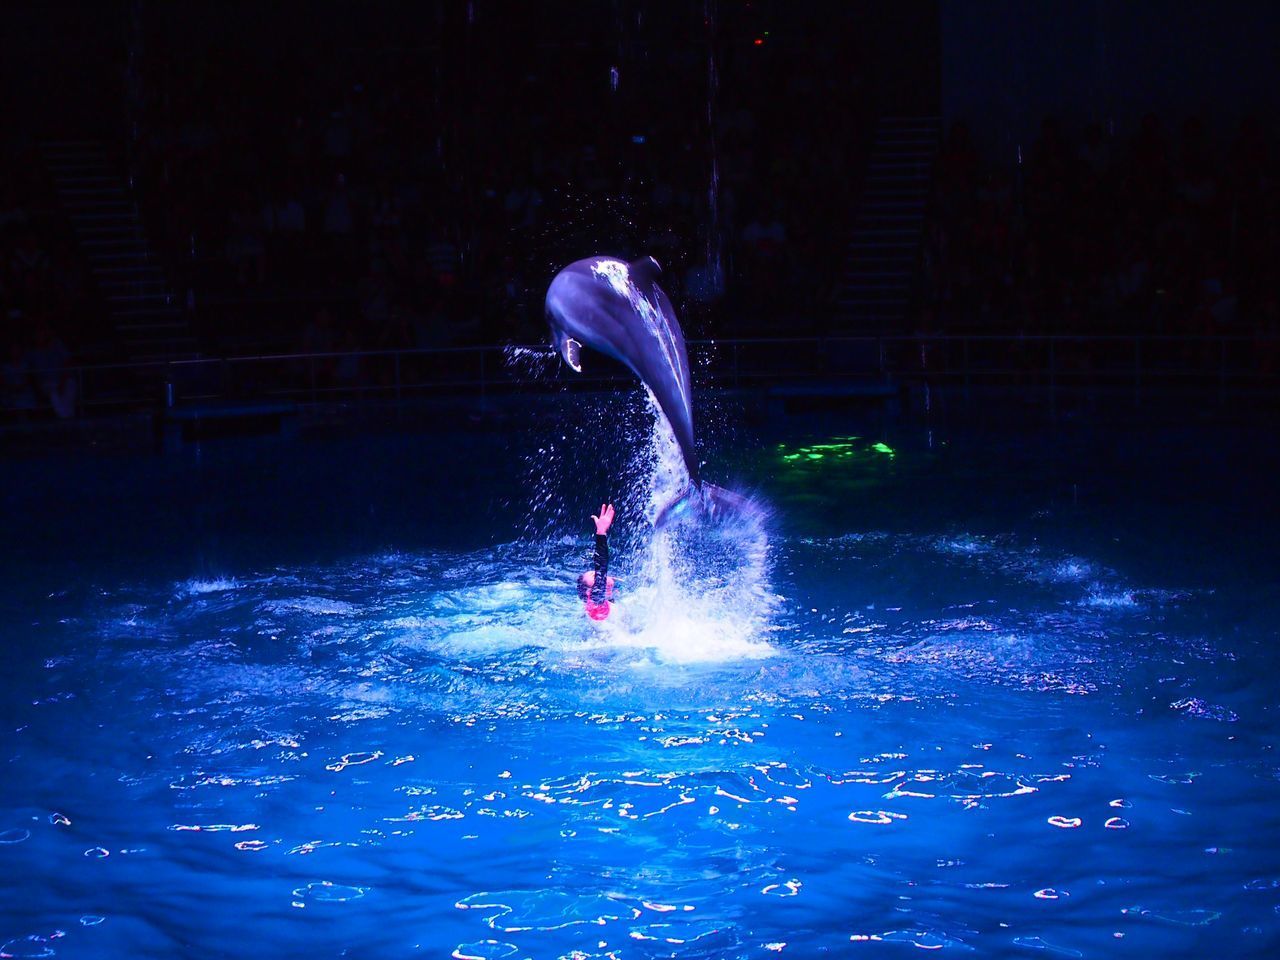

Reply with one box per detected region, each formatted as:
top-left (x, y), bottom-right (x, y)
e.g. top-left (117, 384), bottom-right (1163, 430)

top-left (3, 519), bottom-right (1275, 959)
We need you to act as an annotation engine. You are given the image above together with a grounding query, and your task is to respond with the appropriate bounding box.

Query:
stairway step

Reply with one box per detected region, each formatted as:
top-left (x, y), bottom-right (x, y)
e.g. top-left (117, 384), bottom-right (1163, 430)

top-left (837, 305), bottom-right (906, 316)
top-left (839, 299), bottom-right (908, 309)
top-left (115, 305), bottom-right (182, 317)
top-left (853, 225), bottom-right (922, 234)
top-left (52, 175), bottom-right (117, 185)
top-left (49, 165), bottom-right (115, 176)
top-left (87, 252), bottom-right (155, 263)
top-left (840, 293), bottom-right (909, 303)
top-left (126, 333), bottom-right (196, 343)
top-left (864, 182), bottom-right (929, 190)
top-left (123, 355), bottom-right (192, 367)
top-left (129, 341), bottom-right (197, 349)
top-left (843, 267), bottom-right (914, 277)
top-left (845, 265), bottom-right (916, 274)
top-left (43, 153), bottom-right (109, 164)
top-left (107, 292), bottom-right (173, 303)
top-left (93, 264), bottom-right (165, 274)
top-left (867, 165), bottom-right (932, 175)
top-left (863, 187), bottom-right (929, 196)
top-left (861, 199), bottom-right (926, 208)
top-left (83, 240), bottom-right (149, 251)
top-left (117, 321), bottom-right (190, 332)
top-left (855, 215), bottom-right (924, 225)
top-left (71, 211), bottom-right (139, 222)
top-left (75, 225), bottom-right (143, 235)
top-left (872, 152), bottom-right (933, 162)
top-left (862, 191), bottom-right (928, 201)
top-left (66, 201), bottom-right (135, 212)
top-left (852, 227), bottom-right (920, 236)
top-left (100, 277), bottom-right (167, 287)
top-left (842, 280), bottom-right (911, 289)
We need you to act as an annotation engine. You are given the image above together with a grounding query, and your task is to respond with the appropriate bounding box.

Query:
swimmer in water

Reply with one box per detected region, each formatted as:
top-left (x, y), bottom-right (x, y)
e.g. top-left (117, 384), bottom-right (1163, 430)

top-left (577, 503), bottom-right (616, 621)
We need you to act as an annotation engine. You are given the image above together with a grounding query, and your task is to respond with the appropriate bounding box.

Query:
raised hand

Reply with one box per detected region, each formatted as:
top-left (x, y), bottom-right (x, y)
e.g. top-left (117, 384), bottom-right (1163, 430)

top-left (592, 503), bottom-right (615, 536)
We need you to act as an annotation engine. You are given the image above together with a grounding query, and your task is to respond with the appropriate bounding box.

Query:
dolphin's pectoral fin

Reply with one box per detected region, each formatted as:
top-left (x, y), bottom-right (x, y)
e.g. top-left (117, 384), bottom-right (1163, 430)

top-left (561, 337), bottom-right (583, 372)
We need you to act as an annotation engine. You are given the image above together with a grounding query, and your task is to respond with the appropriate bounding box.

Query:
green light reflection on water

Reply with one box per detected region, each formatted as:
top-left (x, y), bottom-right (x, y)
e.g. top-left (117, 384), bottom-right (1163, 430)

top-left (776, 436), bottom-right (896, 467)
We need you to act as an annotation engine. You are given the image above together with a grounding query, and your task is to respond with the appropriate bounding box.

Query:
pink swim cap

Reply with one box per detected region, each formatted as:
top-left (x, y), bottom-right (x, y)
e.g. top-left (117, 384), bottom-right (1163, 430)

top-left (585, 599), bottom-right (611, 621)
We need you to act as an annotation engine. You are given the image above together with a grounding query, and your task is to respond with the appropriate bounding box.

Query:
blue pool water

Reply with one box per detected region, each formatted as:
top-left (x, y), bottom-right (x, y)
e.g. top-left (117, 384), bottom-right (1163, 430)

top-left (2, 399), bottom-right (1279, 958)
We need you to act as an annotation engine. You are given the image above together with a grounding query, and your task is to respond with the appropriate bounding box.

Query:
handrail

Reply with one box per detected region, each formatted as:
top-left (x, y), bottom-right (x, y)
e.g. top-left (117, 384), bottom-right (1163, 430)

top-left (14, 332), bottom-right (1280, 375)
top-left (4, 333), bottom-right (1279, 416)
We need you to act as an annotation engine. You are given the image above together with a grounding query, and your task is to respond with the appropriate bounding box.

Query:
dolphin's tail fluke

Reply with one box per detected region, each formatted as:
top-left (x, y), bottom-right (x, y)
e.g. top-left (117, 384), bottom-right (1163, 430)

top-left (654, 481), bottom-right (760, 530)
top-left (702, 482), bottom-right (756, 522)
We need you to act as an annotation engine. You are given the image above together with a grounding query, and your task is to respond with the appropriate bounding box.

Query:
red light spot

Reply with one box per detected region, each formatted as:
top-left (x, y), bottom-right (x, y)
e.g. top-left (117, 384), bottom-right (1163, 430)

top-left (753, 38), bottom-right (763, 46)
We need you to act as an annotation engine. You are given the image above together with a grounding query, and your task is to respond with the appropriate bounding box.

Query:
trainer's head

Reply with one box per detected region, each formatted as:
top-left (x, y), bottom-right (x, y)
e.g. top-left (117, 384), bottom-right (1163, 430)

top-left (577, 572), bottom-right (613, 620)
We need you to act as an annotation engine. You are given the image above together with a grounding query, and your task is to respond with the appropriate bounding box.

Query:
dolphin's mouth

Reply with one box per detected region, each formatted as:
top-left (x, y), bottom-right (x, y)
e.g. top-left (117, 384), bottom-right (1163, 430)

top-left (562, 337), bottom-right (582, 372)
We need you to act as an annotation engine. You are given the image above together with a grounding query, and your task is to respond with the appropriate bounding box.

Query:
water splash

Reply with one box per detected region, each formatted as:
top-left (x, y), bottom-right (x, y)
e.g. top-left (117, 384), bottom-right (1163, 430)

top-left (597, 396), bottom-right (774, 663)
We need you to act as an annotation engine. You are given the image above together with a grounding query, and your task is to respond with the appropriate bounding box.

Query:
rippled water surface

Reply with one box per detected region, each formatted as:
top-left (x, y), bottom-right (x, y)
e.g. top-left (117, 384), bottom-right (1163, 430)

top-left (3, 412), bottom-right (1279, 958)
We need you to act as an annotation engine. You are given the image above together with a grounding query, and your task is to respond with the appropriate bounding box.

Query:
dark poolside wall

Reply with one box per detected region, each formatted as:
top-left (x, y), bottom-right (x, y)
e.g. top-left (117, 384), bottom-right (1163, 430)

top-left (940, 0), bottom-right (1280, 160)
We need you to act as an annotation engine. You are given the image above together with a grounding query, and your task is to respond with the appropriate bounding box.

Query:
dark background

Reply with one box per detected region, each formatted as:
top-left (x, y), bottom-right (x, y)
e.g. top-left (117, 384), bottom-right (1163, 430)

top-left (0, 0), bottom-right (1276, 405)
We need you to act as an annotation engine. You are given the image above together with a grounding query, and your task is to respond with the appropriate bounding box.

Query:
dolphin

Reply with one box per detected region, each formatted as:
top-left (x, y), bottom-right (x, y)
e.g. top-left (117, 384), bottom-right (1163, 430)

top-left (545, 255), bottom-right (745, 527)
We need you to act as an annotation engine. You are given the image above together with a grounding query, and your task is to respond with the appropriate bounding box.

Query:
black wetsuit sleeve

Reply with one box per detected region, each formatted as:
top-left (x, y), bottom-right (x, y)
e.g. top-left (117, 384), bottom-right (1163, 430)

top-left (590, 533), bottom-right (609, 603)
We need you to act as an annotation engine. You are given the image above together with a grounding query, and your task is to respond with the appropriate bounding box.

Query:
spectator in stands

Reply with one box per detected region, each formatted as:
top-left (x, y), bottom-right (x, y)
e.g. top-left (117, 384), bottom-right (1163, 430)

top-left (9, 229), bottom-right (50, 307)
top-left (0, 185), bottom-right (30, 233)
top-left (2, 338), bottom-right (36, 414)
top-left (226, 190), bottom-right (266, 285)
top-left (26, 320), bottom-right (77, 418)
top-left (262, 182), bottom-right (307, 282)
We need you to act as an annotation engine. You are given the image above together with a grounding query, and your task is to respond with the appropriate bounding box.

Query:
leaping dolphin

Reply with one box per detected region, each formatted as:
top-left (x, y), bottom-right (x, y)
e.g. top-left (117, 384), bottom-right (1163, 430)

top-left (545, 255), bottom-right (744, 527)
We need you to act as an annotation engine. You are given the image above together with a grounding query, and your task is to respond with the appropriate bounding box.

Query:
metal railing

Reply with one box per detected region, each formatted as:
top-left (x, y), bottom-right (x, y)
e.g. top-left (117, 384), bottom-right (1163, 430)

top-left (4, 334), bottom-right (1278, 418)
